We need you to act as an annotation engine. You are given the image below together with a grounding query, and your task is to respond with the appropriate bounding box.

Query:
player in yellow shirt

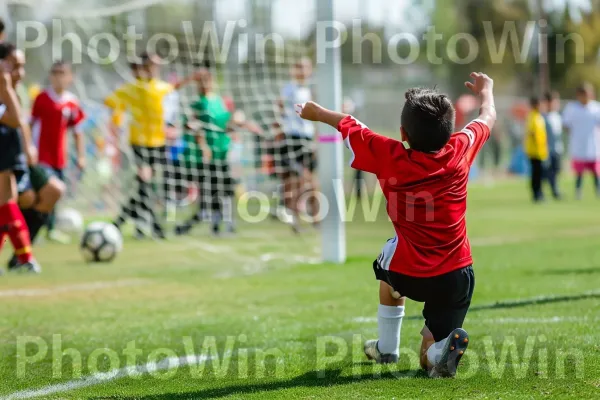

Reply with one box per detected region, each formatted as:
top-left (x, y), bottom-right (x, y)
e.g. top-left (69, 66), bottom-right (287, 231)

top-left (106, 53), bottom-right (197, 238)
top-left (524, 97), bottom-right (549, 203)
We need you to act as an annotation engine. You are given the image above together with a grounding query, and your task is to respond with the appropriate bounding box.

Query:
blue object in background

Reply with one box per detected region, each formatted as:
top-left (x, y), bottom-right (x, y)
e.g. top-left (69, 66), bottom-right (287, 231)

top-left (508, 145), bottom-right (530, 176)
top-left (168, 138), bottom-right (185, 161)
top-left (469, 163), bottom-right (479, 180)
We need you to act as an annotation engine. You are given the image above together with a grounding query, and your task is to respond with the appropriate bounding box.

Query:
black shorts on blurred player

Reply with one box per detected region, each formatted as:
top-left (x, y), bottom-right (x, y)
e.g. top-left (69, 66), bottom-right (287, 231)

top-left (373, 257), bottom-right (475, 342)
top-left (132, 145), bottom-right (168, 168)
top-left (0, 126), bottom-right (32, 194)
top-left (208, 160), bottom-right (235, 199)
top-left (276, 135), bottom-right (317, 176)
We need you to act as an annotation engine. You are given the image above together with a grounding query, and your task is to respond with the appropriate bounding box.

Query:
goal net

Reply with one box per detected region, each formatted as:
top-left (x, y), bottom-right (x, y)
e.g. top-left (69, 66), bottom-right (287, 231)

top-left (4, 0), bottom-right (328, 245)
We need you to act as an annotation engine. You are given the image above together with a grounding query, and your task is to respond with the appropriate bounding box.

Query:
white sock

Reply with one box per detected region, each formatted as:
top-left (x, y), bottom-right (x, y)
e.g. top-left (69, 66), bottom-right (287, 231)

top-left (377, 304), bottom-right (404, 355)
top-left (426, 337), bottom-right (449, 366)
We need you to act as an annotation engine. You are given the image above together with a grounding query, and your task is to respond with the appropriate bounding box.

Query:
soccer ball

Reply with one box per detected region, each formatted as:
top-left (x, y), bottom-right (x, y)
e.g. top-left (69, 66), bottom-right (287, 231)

top-left (80, 222), bottom-right (123, 263)
top-left (55, 208), bottom-right (84, 234)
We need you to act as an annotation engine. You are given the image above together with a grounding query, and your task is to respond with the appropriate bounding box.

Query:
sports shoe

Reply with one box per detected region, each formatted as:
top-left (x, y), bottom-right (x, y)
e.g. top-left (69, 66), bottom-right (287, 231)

top-left (174, 223), bottom-right (193, 236)
top-left (47, 230), bottom-right (71, 244)
top-left (363, 340), bottom-right (399, 364)
top-left (9, 258), bottom-right (42, 274)
top-left (429, 328), bottom-right (469, 378)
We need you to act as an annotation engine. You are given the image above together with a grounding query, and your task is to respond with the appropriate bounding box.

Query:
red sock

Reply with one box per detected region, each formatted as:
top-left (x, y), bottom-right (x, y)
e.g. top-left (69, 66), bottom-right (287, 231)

top-left (0, 202), bottom-right (33, 263)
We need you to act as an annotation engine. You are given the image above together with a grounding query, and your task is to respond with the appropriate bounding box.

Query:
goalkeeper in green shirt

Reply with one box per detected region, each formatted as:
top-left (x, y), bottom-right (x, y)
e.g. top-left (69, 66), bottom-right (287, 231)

top-left (175, 69), bottom-right (261, 236)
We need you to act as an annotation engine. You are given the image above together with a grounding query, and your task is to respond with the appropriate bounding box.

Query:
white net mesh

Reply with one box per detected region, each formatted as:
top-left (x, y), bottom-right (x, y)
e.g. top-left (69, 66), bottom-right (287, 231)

top-left (5, 0), bottom-right (323, 236)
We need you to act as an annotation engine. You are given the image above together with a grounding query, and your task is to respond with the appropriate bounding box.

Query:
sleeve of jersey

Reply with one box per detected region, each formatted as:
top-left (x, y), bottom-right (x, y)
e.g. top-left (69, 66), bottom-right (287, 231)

top-left (71, 103), bottom-right (86, 133)
top-left (337, 115), bottom-right (392, 175)
top-left (459, 119), bottom-right (491, 165)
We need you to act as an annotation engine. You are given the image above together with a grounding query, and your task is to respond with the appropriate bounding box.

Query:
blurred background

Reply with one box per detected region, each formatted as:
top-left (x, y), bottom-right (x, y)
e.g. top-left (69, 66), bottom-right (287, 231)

top-left (1, 0), bottom-right (599, 215)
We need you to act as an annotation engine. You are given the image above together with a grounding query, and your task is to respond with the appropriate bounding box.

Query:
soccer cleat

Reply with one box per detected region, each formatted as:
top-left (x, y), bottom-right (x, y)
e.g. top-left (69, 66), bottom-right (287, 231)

top-left (363, 340), bottom-right (399, 364)
top-left (174, 223), bottom-right (193, 236)
top-left (211, 224), bottom-right (221, 237)
top-left (10, 258), bottom-right (42, 274)
top-left (47, 230), bottom-right (71, 244)
top-left (429, 328), bottom-right (469, 378)
top-left (134, 228), bottom-right (147, 240)
top-left (7, 255), bottom-right (18, 270)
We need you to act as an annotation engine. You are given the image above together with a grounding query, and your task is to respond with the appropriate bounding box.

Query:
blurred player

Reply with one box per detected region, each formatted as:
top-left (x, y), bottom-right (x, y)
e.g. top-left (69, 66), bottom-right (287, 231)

top-left (175, 68), bottom-right (261, 236)
top-left (296, 72), bottom-right (497, 378)
top-left (4, 49), bottom-right (65, 271)
top-left (0, 42), bottom-right (40, 273)
top-left (30, 61), bottom-right (85, 243)
top-left (107, 53), bottom-right (196, 239)
top-left (562, 83), bottom-right (600, 199)
top-left (524, 97), bottom-right (549, 203)
top-left (543, 91), bottom-right (563, 199)
top-left (278, 57), bottom-right (318, 232)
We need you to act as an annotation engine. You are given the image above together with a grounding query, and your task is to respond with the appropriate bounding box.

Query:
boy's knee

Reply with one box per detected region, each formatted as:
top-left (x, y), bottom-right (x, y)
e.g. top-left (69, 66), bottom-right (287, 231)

top-left (18, 189), bottom-right (36, 209)
top-left (36, 178), bottom-right (65, 212)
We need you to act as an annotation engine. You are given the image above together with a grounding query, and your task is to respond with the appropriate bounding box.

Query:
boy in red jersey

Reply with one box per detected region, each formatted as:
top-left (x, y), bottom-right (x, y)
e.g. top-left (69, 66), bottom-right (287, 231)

top-left (296, 72), bottom-right (496, 378)
top-left (30, 61), bottom-right (85, 242)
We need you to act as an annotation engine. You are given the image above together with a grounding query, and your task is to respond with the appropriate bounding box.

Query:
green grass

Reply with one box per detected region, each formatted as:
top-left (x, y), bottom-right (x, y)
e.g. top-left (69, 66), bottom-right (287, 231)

top-left (1, 178), bottom-right (600, 399)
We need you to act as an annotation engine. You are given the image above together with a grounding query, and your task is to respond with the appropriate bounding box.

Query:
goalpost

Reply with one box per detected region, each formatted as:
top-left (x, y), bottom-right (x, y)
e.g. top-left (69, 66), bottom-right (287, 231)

top-left (5, 0), bottom-right (346, 264)
top-left (316, 0), bottom-right (346, 264)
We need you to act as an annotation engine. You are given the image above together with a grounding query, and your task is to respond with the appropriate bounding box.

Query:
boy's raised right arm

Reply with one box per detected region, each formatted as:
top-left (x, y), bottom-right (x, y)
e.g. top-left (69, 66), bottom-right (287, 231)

top-left (465, 72), bottom-right (496, 130)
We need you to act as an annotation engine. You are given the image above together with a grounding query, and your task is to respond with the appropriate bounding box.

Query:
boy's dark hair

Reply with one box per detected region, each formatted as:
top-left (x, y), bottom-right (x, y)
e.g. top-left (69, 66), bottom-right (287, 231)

top-left (401, 88), bottom-right (455, 153)
top-left (530, 96), bottom-right (540, 108)
top-left (0, 18), bottom-right (5, 35)
top-left (0, 42), bottom-right (15, 60)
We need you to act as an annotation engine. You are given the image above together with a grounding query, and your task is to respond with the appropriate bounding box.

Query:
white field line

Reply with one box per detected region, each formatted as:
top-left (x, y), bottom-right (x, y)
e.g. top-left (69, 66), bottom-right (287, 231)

top-left (2, 354), bottom-right (210, 400)
top-left (0, 279), bottom-right (148, 298)
top-left (352, 316), bottom-right (596, 325)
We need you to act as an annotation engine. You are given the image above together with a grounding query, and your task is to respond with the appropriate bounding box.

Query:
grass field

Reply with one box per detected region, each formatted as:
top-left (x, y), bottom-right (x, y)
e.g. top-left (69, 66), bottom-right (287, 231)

top-left (1, 178), bottom-right (600, 399)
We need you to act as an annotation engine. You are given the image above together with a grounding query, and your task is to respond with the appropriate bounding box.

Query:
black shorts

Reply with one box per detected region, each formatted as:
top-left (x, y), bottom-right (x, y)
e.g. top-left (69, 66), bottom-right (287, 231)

top-left (167, 162), bottom-right (206, 193)
top-left (208, 160), bottom-right (235, 198)
top-left (276, 136), bottom-right (317, 175)
top-left (29, 165), bottom-right (53, 192)
top-left (373, 260), bottom-right (475, 342)
top-left (0, 129), bottom-right (30, 194)
top-left (132, 145), bottom-right (167, 168)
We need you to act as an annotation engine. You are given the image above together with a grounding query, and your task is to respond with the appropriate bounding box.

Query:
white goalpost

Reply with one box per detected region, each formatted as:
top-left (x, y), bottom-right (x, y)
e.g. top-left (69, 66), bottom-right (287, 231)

top-left (315, 0), bottom-right (346, 264)
top-left (4, 0), bottom-right (347, 264)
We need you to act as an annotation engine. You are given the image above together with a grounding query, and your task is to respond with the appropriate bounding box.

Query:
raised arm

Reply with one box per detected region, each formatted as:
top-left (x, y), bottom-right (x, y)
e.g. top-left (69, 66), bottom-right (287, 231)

top-left (295, 101), bottom-right (348, 128)
top-left (464, 72), bottom-right (496, 130)
top-left (296, 101), bottom-right (400, 175)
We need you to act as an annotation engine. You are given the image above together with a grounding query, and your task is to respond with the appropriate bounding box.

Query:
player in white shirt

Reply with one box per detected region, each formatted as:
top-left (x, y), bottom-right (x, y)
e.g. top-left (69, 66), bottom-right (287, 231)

top-left (276, 58), bottom-right (317, 232)
top-left (562, 83), bottom-right (600, 199)
top-left (543, 91), bottom-right (563, 199)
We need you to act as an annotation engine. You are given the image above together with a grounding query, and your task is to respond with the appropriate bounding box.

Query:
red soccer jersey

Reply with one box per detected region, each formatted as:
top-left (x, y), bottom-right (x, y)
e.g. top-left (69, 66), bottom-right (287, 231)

top-left (31, 89), bottom-right (85, 169)
top-left (338, 116), bottom-right (490, 278)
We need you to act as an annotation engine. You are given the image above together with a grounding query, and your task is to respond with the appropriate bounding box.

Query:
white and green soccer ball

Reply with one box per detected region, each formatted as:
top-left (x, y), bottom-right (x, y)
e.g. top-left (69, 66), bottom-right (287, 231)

top-left (80, 222), bottom-right (123, 263)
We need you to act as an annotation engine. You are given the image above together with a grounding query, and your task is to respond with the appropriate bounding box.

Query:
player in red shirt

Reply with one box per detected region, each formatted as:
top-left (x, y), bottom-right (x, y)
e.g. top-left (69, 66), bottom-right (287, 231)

top-left (30, 61), bottom-right (85, 242)
top-left (296, 72), bottom-right (496, 378)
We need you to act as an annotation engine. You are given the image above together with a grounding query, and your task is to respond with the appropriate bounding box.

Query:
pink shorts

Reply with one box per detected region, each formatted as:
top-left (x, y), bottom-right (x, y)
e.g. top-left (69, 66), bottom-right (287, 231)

top-left (572, 160), bottom-right (600, 175)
